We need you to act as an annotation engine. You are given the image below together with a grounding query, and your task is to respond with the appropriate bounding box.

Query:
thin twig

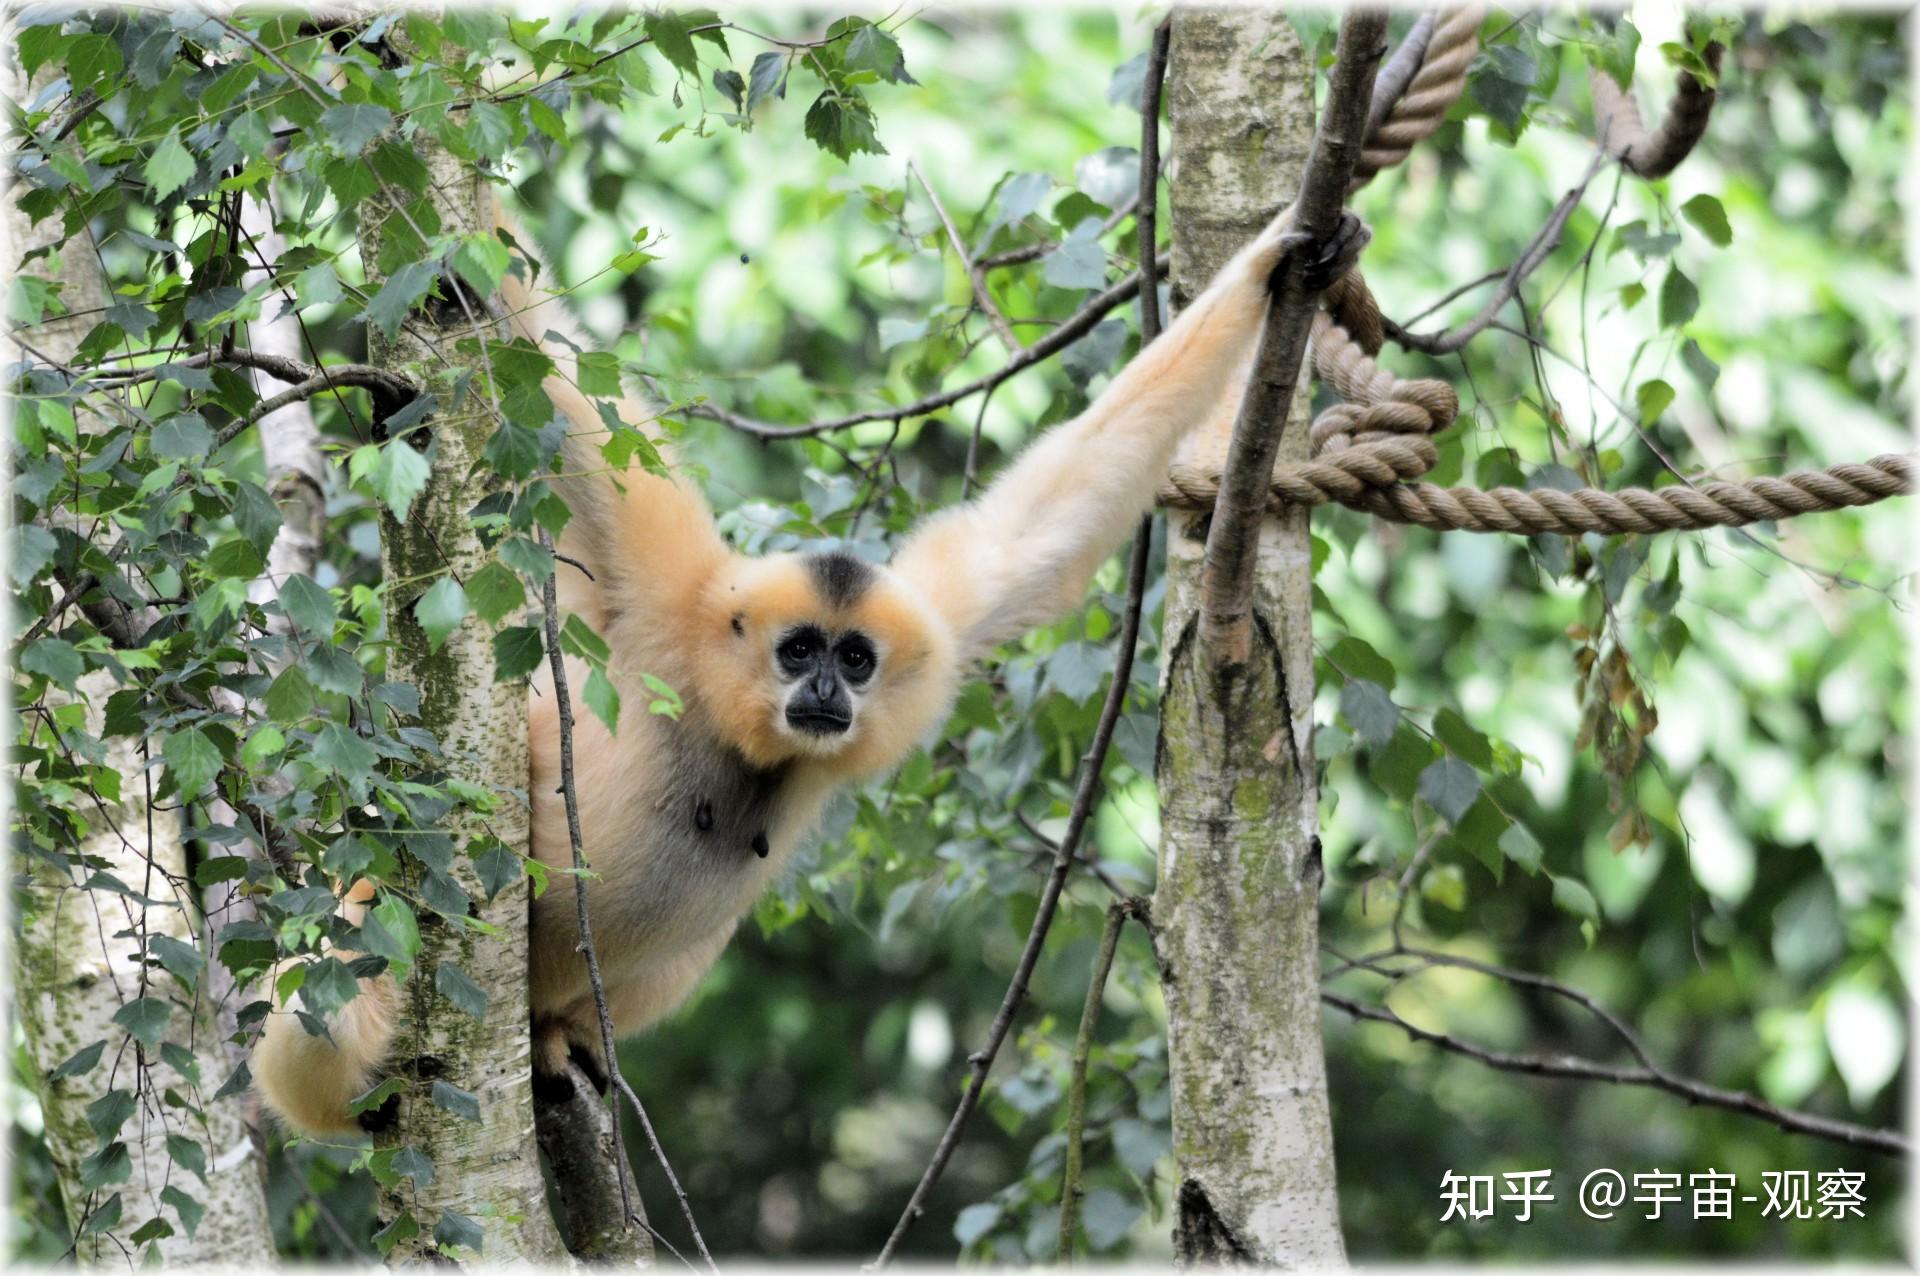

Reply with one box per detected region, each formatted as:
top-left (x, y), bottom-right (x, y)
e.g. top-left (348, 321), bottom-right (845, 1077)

top-left (909, 158), bottom-right (1019, 354)
top-left (976, 191), bottom-right (1142, 271)
top-left (688, 256), bottom-right (1165, 441)
top-left (1321, 991), bottom-right (1907, 1158)
top-left (1387, 149), bottom-right (1607, 355)
top-left (1056, 898), bottom-right (1144, 1258)
top-left (872, 511), bottom-right (1155, 1268)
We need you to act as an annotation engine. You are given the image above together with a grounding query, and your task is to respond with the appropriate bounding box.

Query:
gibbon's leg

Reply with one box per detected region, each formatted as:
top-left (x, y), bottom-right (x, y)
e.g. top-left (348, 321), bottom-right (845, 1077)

top-left (893, 204), bottom-right (1362, 660)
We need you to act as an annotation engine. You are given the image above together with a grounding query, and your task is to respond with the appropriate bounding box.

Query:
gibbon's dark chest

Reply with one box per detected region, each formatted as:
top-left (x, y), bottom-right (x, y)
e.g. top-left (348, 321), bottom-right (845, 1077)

top-left (657, 718), bottom-right (784, 861)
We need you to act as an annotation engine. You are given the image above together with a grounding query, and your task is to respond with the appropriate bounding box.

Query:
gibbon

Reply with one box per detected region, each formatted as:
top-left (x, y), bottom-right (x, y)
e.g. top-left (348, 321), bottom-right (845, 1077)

top-left (253, 192), bottom-right (1353, 1136)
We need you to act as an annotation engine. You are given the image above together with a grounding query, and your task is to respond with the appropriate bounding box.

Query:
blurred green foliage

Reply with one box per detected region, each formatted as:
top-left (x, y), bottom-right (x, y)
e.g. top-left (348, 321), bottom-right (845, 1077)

top-left (9, 3), bottom-right (1907, 1264)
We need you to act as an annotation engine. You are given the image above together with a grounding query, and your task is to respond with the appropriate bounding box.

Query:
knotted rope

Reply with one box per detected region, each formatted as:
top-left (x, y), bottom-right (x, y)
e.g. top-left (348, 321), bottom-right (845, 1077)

top-left (1157, 273), bottom-right (1915, 534)
top-left (1590, 42), bottom-right (1725, 179)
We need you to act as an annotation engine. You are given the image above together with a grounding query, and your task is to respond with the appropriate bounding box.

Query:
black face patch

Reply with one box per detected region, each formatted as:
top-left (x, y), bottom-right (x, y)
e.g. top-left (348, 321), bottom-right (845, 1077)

top-left (730, 613), bottom-right (744, 637)
top-left (805, 551), bottom-right (873, 611)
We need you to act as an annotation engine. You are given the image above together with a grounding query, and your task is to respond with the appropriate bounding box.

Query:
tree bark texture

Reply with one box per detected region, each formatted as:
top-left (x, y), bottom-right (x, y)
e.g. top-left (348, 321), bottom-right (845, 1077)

top-left (5, 50), bottom-right (277, 1265)
top-left (362, 130), bottom-right (566, 1264)
top-left (1153, 9), bottom-right (1346, 1266)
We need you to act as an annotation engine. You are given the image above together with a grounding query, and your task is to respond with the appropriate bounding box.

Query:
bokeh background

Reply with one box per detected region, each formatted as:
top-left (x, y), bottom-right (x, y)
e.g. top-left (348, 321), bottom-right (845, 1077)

top-left (10, 5), bottom-right (1909, 1263)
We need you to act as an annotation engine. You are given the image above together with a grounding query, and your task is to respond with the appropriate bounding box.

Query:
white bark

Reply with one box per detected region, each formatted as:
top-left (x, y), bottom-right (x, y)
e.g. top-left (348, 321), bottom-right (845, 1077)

top-left (5, 47), bottom-right (276, 1264)
top-left (362, 127), bottom-right (567, 1265)
top-left (1153, 9), bottom-right (1346, 1265)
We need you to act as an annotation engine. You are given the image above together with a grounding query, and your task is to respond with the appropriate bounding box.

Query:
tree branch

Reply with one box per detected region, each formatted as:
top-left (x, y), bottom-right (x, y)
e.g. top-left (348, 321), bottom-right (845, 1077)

top-left (1385, 149), bottom-right (1606, 356)
top-left (910, 157), bottom-right (1019, 355)
top-left (1057, 898), bottom-right (1146, 1258)
top-left (688, 255), bottom-right (1166, 441)
top-left (1321, 991), bottom-right (1908, 1158)
top-left (1197, 8), bottom-right (1386, 669)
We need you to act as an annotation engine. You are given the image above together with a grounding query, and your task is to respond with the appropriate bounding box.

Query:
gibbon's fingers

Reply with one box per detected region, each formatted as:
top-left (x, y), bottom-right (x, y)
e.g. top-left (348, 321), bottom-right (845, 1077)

top-left (894, 202), bottom-right (1306, 661)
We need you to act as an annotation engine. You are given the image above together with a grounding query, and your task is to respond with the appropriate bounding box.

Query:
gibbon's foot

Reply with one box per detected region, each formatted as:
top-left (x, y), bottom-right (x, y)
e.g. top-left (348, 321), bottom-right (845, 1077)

top-left (531, 1064), bottom-right (579, 1105)
top-left (1269, 210), bottom-right (1371, 294)
top-left (567, 1043), bottom-right (611, 1096)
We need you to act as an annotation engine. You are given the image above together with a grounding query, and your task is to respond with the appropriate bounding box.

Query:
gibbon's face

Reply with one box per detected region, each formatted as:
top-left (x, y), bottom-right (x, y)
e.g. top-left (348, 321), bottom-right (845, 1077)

top-left (710, 551), bottom-right (946, 771)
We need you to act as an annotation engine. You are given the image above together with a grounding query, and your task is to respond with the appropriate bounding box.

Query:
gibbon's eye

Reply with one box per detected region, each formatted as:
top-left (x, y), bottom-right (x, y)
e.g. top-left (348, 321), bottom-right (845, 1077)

top-left (838, 638), bottom-right (876, 684)
top-left (776, 628), bottom-right (825, 675)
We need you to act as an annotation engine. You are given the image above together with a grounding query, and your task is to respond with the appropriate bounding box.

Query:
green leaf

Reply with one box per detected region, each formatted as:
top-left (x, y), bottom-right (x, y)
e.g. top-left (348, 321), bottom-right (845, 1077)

top-left (1552, 875), bottom-right (1600, 921)
top-left (366, 260), bottom-right (437, 339)
top-left (584, 666), bottom-right (622, 735)
top-left (264, 664), bottom-right (317, 722)
top-left (20, 638), bottom-right (84, 690)
top-left (11, 524), bottom-right (58, 586)
top-left (1658, 266), bottom-right (1698, 328)
top-left (80, 1194), bottom-right (123, 1238)
top-left (953, 1201), bottom-right (1001, 1248)
top-left (1635, 378), bottom-right (1675, 423)
top-left (151, 412), bottom-right (216, 460)
top-left (644, 11), bottom-right (700, 76)
top-left (87, 1088), bottom-right (137, 1144)
top-left (299, 956), bottom-right (361, 1020)
top-left (465, 561), bottom-right (527, 625)
top-left (434, 962), bottom-right (488, 1021)
top-left (363, 895), bottom-right (421, 980)
top-left (206, 537), bottom-right (266, 580)
top-left (1339, 680), bottom-right (1398, 747)
top-left (277, 574), bottom-right (336, 637)
top-left (471, 840), bottom-right (523, 901)
top-left (747, 51), bottom-right (786, 110)
top-left (145, 132), bottom-right (197, 201)
top-left (80, 1141), bottom-right (132, 1190)
top-left (163, 729), bottom-right (223, 800)
top-left (1416, 757), bottom-right (1481, 825)
top-left (1680, 193), bottom-right (1732, 246)
top-left (307, 645), bottom-right (365, 697)
top-left (165, 1134), bottom-right (207, 1183)
top-left (1082, 1187), bottom-right (1143, 1252)
top-left (368, 442), bottom-right (432, 521)
top-left (146, 935), bottom-right (204, 990)
top-left (68, 34), bottom-right (125, 93)
top-left (430, 1080), bottom-right (483, 1123)
top-left (320, 103), bottom-right (394, 157)
top-left (349, 1076), bottom-right (406, 1117)
top-left (492, 626), bottom-right (545, 681)
top-left (112, 996), bottom-right (173, 1049)
top-left (312, 721), bottom-right (377, 785)
top-left (1430, 708), bottom-right (1492, 768)
top-left (52, 1040), bottom-right (107, 1082)
top-left (161, 1185), bottom-right (203, 1239)
top-left (845, 25), bottom-right (904, 77)
top-left (415, 576), bottom-right (469, 652)
top-left (451, 234), bottom-right (511, 296)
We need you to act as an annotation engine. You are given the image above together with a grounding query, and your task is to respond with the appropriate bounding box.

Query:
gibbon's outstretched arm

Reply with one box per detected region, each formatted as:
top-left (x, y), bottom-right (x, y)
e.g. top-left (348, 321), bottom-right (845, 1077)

top-left (894, 203), bottom-right (1325, 662)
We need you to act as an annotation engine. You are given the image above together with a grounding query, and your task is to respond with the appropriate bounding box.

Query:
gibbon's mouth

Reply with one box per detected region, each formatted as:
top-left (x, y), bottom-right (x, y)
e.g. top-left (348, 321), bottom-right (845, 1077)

top-left (786, 707), bottom-right (853, 736)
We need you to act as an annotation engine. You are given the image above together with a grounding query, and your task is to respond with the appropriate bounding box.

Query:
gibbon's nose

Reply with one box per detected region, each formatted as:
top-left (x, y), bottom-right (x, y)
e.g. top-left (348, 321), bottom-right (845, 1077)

top-left (787, 670), bottom-right (852, 735)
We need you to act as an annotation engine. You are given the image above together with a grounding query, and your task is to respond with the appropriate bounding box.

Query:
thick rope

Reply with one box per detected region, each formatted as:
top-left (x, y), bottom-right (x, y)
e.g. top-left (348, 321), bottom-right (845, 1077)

top-left (1158, 273), bottom-right (1915, 534)
top-left (1590, 42), bottom-right (1725, 179)
top-left (1348, 3), bottom-right (1486, 192)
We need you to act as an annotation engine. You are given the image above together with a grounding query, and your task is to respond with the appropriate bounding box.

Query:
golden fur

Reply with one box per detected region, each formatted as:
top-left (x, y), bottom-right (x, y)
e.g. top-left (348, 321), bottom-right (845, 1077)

top-left (254, 192), bottom-right (1305, 1135)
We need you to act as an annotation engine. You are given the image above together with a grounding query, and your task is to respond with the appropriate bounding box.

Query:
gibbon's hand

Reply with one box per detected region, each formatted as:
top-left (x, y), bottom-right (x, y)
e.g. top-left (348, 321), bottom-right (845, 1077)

top-left (1269, 209), bottom-right (1371, 294)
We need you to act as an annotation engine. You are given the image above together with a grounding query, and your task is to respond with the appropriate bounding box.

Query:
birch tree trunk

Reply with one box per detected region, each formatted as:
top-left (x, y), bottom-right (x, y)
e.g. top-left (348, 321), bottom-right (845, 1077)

top-left (359, 122), bottom-right (568, 1260)
top-left (1152, 9), bottom-right (1346, 1265)
top-left (5, 51), bottom-right (276, 1266)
